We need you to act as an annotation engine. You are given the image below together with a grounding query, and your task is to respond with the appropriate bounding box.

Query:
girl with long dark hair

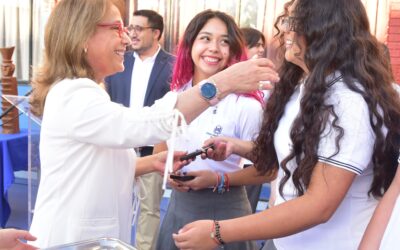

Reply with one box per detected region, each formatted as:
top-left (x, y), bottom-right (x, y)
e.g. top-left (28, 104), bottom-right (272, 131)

top-left (173, 1), bottom-right (400, 249)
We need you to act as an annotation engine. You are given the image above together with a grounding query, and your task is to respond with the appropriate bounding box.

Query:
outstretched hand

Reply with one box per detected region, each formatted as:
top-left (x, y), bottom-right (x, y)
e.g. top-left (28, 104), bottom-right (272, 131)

top-left (212, 57), bottom-right (279, 95)
top-left (152, 150), bottom-right (190, 174)
top-left (0, 229), bottom-right (37, 250)
top-left (201, 137), bottom-right (234, 161)
top-left (173, 220), bottom-right (218, 250)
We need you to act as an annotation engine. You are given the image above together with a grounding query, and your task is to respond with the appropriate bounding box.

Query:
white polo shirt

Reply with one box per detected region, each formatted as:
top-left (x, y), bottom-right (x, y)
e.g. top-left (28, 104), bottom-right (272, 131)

top-left (172, 80), bottom-right (263, 173)
top-left (273, 73), bottom-right (380, 250)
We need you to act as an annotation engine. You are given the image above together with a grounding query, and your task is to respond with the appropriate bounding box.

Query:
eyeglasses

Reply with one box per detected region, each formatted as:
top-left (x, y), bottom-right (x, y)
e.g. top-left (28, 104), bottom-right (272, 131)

top-left (97, 21), bottom-right (129, 38)
top-left (280, 16), bottom-right (296, 32)
top-left (126, 25), bottom-right (155, 34)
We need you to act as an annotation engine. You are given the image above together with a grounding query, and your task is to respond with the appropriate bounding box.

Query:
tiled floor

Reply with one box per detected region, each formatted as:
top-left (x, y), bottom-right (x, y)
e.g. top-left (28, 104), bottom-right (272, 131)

top-left (5, 175), bottom-right (270, 247)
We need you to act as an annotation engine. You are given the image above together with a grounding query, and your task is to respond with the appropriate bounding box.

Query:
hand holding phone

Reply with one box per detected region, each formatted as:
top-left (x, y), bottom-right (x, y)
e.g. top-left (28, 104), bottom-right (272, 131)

top-left (169, 174), bottom-right (195, 181)
top-left (179, 144), bottom-right (215, 161)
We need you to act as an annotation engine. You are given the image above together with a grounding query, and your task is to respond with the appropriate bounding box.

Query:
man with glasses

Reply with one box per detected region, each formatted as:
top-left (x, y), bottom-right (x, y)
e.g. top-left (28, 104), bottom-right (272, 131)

top-left (105, 9), bottom-right (175, 250)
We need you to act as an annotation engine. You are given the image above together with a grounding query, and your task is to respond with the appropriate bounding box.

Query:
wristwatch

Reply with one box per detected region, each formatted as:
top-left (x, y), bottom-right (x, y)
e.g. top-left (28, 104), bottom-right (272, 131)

top-left (199, 79), bottom-right (220, 106)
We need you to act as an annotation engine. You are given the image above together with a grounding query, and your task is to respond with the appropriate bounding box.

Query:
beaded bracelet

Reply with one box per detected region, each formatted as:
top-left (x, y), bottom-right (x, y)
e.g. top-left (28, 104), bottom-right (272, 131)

top-left (210, 220), bottom-right (221, 245)
top-left (210, 220), bottom-right (225, 246)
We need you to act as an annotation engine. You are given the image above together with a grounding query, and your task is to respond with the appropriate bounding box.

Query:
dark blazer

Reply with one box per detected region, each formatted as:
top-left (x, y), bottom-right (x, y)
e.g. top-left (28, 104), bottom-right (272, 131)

top-left (105, 49), bottom-right (175, 108)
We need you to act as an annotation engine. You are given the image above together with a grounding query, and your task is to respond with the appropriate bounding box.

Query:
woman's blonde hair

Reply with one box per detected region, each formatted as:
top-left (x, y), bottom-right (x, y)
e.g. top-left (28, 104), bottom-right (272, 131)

top-left (30, 0), bottom-right (124, 116)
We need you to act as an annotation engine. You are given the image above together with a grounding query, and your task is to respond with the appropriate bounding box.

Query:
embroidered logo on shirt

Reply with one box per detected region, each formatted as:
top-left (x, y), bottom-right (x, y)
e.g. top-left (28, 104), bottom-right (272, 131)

top-left (207, 125), bottom-right (223, 137)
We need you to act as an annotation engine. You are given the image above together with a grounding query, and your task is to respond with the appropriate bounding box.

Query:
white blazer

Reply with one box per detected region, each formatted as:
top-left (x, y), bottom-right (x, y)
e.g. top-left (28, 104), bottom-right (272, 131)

top-left (29, 78), bottom-right (178, 248)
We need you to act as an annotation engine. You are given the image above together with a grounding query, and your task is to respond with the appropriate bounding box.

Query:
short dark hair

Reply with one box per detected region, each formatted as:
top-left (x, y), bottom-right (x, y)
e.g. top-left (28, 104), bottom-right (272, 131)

top-left (240, 27), bottom-right (266, 48)
top-left (133, 9), bottom-right (164, 40)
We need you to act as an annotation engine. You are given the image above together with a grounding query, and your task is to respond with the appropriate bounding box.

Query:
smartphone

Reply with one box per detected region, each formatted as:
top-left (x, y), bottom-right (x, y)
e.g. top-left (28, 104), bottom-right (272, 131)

top-left (169, 174), bottom-right (195, 181)
top-left (179, 143), bottom-right (215, 161)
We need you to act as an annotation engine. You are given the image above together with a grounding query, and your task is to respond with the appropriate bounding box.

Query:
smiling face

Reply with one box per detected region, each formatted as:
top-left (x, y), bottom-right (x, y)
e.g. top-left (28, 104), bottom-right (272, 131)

top-left (283, 0), bottom-right (308, 73)
top-left (191, 17), bottom-right (230, 84)
top-left (129, 15), bottom-right (159, 55)
top-left (85, 3), bottom-right (130, 82)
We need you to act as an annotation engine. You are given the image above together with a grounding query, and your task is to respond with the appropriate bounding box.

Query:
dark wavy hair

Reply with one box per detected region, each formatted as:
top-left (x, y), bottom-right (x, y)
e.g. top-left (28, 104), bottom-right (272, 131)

top-left (170, 9), bottom-right (264, 104)
top-left (253, 0), bottom-right (400, 198)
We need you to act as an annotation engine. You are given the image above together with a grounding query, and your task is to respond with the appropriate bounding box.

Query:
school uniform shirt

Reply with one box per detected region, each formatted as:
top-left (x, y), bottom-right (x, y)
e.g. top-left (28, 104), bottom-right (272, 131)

top-left (379, 154), bottom-right (400, 249)
top-left (29, 78), bottom-right (179, 248)
top-left (173, 80), bottom-right (263, 174)
top-left (157, 80), bottom-right (262, 250)
top-left (273, 73), bottom-right (380, 250)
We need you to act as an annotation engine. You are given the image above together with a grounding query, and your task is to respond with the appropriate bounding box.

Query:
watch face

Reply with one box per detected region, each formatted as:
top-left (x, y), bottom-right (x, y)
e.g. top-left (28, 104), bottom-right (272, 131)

top-left (201, 82), bottom-right (217, 99)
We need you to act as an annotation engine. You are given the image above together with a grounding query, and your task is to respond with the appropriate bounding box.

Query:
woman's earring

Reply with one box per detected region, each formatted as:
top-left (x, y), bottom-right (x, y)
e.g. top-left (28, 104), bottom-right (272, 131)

top-left (84, 48), bottom-right (88, 53)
